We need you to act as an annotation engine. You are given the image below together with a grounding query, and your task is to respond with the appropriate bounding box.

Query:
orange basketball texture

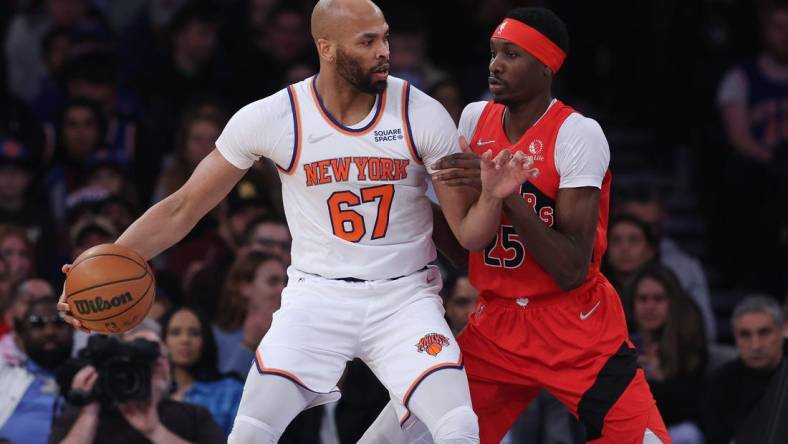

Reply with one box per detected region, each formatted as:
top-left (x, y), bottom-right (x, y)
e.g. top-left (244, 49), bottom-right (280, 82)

top-left (427, 343), bottom-right (442, 356)
top-left (65, 243), bottom-right (155, 334)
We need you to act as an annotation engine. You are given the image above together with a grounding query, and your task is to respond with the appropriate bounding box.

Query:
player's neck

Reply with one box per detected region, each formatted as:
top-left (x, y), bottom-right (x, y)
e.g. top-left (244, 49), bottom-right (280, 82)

top-left (315, 71), bottom-right (377, 126)
top-left (503, 92), bottom-right (553, 143)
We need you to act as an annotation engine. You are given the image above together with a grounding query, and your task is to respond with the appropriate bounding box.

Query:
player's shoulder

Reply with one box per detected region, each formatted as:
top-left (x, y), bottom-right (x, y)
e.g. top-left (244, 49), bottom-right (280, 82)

top-left (559, 111), bottom-right (606, 141)
top-left (460, 101), bottom-right (489, 125)
top-left (395, 77), bottom-right (444, 111)
top-left (233, 86), bottom-right (295, 121)
top-left (458, 101), bottom-right (489, 140)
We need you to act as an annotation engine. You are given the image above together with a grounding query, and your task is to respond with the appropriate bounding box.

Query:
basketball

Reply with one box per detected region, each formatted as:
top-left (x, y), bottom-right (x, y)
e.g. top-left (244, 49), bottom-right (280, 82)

top-left (64, 243), bottom-right (156, 334)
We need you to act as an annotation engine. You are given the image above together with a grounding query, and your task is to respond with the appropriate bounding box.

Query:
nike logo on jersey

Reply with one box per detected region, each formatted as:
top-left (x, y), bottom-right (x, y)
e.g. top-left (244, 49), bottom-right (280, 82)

top-left (307, 133), bottom-right (333, 144)
top-left (477, 139), bottom-right (496, 146)
top-left (579, 301), bottom-right (601, 320)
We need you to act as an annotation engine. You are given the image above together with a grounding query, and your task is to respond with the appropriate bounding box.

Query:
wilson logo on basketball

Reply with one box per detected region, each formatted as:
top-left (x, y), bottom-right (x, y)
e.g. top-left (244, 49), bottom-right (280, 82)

top-left (74, 292), bottom-right (133, 315)
top-left (416, 333), bottom-right (450, 356)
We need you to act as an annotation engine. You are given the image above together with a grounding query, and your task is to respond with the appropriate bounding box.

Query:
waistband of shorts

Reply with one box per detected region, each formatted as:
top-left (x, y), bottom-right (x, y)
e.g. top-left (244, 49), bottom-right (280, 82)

top-left (295, 265), bottom-right (430, 283)
top-left (479, 273), bottom-right (602, 309)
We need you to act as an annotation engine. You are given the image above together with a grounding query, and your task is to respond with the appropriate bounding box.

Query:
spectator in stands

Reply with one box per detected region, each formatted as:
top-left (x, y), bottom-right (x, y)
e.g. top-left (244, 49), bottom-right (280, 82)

top-left (0, 136), bottom-right (58, 276)
top-left (32, 27), bottom-right (74, 120)
top-left (4, 0), bottom-right (110, 103)
top-left (0, 278), bottom-right (56, 365)
top-left (46, 98), bottom-right (109, 223)
top-left (0, 137), bottom-right (36, 227)
top-left (160, 306), bottom-right (243, 436)
top-left (50, 324), bottom-right (225, 444)
top-left (52, 52), bottom-right (141, 168)
top-left (228, 2), bottom-right (312, 107)
top-left (96, 195), bottom-right (138, 235)
top-left (82, 152), bottom-right (139, 207)
top-left (705, 295), bottom-right (787, 444)
top-left (443, 272), bottom-right (478, 336)
top-left (238, 215), bottom-right (292, 266)
top-left (616, 185), bottom-right (716, 341)
top-left (386, 9), bottom-right (446, 92)
top-left (602, 214), bottom-right (658, 294)
top-left (136, 1), bottom-right (229, 154)
top-left (624, 264), bottom-right (707, 444)
top-left (0, 224), bottom-right (34, 285)
top-left (115, 0), bottom-right (189, 87)
top-left (213, 251), bottom-right (286, 377)
top-left (0, 297), bottom-right (72, 444)
top-left (68, 214), bottom-right (117, 259)
top-left (428, 78), bottom-right (464, 125)
top-left (175, 196), bottom-right (279, 314)
top-left (715, 0), bottom-right (788, 295)
top-left (154, 111), bottom-right (223, 202)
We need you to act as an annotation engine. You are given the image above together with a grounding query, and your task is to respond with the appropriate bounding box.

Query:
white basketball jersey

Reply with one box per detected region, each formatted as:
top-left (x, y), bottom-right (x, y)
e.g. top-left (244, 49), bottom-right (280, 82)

top-left (216, 75), bottom-right (460, 280)
top-left (279, 76), bottom-right (438, 279)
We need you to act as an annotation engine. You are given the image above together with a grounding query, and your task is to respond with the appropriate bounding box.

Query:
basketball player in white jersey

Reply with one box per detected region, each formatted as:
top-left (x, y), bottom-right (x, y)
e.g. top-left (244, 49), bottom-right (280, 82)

top-left (57, 0), bottom-right (525, 442)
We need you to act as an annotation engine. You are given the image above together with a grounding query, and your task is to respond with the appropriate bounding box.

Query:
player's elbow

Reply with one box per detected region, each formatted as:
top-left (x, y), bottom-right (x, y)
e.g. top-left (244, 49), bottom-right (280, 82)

top-left (458, 232), bottom-right (495, 253)
top-left (554, 263), bottom-right (589, 291)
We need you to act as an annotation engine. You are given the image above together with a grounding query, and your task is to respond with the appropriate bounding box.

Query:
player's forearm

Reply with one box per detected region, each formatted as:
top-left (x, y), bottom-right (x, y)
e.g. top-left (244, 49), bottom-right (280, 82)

top-left (503, 195), bottom-right (589, 290)
top-left (430, 203), bottom-right (468, 267)
top-left (115, 192), bottom-right (200, 261)
top-left (457, 193), bottom-right (503, 251)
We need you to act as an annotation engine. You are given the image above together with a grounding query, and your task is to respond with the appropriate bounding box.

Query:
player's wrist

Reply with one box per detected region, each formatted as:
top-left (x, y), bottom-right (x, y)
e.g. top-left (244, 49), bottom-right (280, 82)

top-left (478, 189), bottom-right (504, 205)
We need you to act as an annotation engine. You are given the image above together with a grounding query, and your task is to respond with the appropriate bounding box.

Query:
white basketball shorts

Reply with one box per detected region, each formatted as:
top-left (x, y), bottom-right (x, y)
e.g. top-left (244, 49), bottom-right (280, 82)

top-left (251, 265), bottom-right (463, 425)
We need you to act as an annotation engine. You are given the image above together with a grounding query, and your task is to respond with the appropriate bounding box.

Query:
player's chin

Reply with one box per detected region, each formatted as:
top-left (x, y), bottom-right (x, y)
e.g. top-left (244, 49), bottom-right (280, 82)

top-left (491, 93), bottom-right (510, 105)
top-left (370, 79), bottom-right (387, 93)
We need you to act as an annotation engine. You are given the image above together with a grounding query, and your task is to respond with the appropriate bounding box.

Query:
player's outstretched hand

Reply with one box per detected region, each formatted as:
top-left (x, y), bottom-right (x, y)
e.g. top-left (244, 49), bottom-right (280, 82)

top-left (431, 136), bottom-right (481, 189)
top-left (480, 149), bottom-right (539, 199)
top-left (57, 263), bottom-right (90, 333)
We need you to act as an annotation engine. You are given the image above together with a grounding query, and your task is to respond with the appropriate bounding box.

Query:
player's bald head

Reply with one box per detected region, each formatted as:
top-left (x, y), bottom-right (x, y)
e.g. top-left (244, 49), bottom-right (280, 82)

top-left (311, 0), bottom-right (384, 42)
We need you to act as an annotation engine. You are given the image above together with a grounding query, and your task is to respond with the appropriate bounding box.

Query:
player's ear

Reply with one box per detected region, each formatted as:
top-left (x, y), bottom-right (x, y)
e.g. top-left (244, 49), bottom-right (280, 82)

top-left (316, 38), bottom-right (336, 63)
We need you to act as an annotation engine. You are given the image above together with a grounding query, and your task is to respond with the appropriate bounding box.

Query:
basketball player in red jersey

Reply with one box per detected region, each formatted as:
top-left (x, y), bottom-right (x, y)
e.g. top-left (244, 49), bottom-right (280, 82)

top-left (430, 7), bottom-right (671, 444)
top-left (431, 7), bottom-right (671, 443)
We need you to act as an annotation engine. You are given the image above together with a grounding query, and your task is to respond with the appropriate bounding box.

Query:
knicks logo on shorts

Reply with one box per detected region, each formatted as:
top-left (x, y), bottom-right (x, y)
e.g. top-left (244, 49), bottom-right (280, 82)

top-left (416, 333), bottom-right (450, 356)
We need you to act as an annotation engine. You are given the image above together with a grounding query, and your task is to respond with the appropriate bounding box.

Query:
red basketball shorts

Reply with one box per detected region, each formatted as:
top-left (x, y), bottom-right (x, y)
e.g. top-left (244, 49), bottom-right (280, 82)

top-left (457, 275), bottom-right (671, 444)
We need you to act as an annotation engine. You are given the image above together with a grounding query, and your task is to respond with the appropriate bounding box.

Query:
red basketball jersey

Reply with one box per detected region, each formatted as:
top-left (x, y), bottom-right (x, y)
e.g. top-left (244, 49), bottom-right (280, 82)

top-left (468, 100), bottom-right (612, 300)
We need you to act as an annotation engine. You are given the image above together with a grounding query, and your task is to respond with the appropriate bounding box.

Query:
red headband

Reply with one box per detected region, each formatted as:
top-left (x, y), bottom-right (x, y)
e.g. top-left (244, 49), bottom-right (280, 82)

top-left (492, 18), bottom-right (566, 73)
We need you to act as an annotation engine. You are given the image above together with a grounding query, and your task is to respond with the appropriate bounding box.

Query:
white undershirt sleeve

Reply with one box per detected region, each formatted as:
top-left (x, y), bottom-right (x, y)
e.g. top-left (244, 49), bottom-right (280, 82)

top-left (215, 88), bottom-right (294, 170)
top-left (555, 114), bottom-right (610, 189)
top-left (458, 101), bottom-right (487, 142)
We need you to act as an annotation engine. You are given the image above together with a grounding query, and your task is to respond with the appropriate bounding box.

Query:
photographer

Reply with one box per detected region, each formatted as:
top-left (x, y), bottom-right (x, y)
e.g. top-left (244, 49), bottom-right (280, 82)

top-left (49, 323), bottom-right (225, 444)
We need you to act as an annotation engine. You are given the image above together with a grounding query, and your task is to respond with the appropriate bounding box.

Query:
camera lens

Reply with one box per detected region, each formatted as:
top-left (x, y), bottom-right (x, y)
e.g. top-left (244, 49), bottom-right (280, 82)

top-left (105, 359), bottom-right (141, 400)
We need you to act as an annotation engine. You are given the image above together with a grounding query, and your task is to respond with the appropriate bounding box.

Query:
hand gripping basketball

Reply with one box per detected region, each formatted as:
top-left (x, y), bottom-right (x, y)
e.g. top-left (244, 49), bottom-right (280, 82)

top-left (58, 244), bottom-right (156, 335)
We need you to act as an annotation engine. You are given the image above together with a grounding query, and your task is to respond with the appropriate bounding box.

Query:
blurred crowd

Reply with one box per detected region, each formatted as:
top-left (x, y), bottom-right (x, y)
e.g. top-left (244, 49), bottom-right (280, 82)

top-left (0, 0), bottom-right (786, 443)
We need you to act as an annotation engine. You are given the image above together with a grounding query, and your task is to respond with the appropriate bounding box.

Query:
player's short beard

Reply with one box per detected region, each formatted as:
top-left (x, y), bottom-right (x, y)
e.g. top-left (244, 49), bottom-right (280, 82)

top-left (336, 46), bottom-right (387, 95)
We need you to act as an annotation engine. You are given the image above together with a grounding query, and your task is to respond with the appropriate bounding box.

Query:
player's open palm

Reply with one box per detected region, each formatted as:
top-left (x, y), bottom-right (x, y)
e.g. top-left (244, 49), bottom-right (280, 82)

top-left (480, 149), bottom-right (539, 199)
